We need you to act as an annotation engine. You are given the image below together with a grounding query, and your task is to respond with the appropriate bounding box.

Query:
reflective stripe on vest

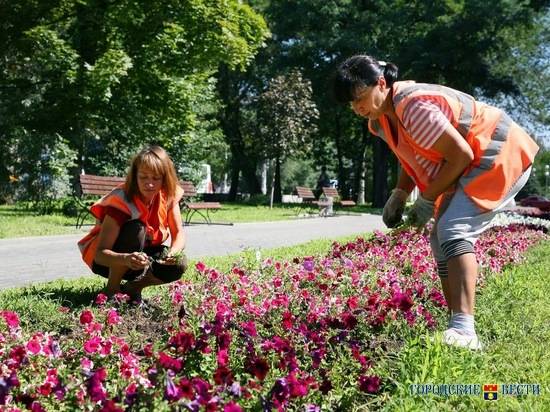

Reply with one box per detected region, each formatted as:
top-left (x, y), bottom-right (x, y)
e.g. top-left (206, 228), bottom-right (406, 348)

top-left (109, 188), bottom-right (141, 220)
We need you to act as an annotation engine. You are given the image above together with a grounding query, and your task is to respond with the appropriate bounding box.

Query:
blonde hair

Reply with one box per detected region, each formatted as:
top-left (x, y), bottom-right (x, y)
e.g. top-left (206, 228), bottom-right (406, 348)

top-left (126, 145), bottom-right (178, 200)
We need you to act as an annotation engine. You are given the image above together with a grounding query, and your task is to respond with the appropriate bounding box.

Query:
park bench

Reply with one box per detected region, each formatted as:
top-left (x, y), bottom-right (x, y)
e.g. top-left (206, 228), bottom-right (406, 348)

top-left (293, 186), bottom-right (333, 216)
top-left (179, 180), bottom-right (223, 225)
top-left (75, 174), bottom-right (126, 228)
top-left (322, 187), bottom-right (356, 208)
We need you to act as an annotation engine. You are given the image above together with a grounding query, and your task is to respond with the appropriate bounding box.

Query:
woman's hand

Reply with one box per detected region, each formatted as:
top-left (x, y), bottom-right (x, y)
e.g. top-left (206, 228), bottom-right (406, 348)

top-left (124, 252), bottom-right (149, 270)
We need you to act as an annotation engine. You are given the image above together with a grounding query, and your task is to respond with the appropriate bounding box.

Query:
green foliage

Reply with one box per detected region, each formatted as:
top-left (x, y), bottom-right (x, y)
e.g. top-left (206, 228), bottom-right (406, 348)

top-left (252, 0), bottom-right (550, 199)
top-left (9, 132), bottom-right (78, 212)
top-left (1, 0), bottom-right (269, 207)
top-left (257, 69), bottom-right (319, 159)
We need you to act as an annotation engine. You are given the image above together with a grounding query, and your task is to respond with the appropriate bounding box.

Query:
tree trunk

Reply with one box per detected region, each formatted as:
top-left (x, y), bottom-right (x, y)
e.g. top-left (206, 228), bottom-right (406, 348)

top-left (372, 137), bottom-right (390, 207)
top-left (334, 113), bottom-right (348, 197)
top-left (217, 64), bottom-right (260, 200)
top-left (273, 155), bottom-right (282, 203)
top-left (353, 121), bottom-right (370, 204)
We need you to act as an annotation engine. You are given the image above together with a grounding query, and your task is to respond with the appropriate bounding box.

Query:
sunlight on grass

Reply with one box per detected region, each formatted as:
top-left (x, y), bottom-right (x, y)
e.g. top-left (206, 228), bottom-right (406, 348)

top-left (1, 202), bottom-right (381, 238)
top-left (381, 241), bottom-right (550, 411)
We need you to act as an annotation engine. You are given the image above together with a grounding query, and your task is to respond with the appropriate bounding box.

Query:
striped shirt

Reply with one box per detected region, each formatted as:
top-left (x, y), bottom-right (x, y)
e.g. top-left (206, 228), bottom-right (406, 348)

top-left (401, 96), bottom-right (453, 178)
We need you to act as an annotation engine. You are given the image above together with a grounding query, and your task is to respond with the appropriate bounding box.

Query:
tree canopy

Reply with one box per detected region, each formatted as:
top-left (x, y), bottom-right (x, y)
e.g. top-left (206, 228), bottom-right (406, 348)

top-left (1, 0), bottom-right (548, 205)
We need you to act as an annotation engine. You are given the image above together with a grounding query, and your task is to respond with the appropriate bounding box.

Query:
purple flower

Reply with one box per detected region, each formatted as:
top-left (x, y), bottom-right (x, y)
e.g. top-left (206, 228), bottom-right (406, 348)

top-left (358, 375), bottom-right (381, 394)
top-left (303, 259), bottom-right (315, 272)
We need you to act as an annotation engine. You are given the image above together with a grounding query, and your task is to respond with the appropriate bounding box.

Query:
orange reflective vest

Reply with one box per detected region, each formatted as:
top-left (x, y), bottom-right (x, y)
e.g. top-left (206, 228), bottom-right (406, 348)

top-left (78, 185), bottom-right (183, 269)
top-left (369, 81), bottom-right (539, 211)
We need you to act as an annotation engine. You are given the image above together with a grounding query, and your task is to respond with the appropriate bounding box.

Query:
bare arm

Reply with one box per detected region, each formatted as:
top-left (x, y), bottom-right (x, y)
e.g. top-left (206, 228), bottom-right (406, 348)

top-left (395, 168), bottom-right (416, 194)
top-left (422, 124), bottom-right (474, 201)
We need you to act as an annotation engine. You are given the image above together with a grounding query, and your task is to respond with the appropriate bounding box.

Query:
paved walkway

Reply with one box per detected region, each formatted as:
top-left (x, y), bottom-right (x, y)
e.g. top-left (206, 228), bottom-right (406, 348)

top-left (0, 214), bottom-right (384, 290)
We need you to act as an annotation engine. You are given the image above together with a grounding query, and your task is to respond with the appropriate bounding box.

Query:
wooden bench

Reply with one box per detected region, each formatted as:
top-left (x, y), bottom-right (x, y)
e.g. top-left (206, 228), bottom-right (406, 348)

top-left (75, 174), bottom-right (126, 228)
top-left (179, 180), bottom-right (222, 225)
top-left (294, 186), bottom-right (334, 216)
top-left (322, 187), bottom-right (356, 207)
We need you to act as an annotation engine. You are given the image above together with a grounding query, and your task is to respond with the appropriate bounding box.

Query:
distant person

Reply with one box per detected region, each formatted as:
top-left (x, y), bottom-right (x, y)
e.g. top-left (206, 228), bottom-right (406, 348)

top-left (78, 145), bottom-right (187, 302)
top-left (333, 55), bottom-right (538, 350)
top-left (316, 166), bottom-right (332, 197)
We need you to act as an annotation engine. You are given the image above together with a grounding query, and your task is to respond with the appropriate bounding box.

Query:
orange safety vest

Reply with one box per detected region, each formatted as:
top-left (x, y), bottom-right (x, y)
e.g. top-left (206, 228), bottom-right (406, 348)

top-left (369, 81), bottom-right (539, 211)
top-left (77, 185), bottom-right (183, 269)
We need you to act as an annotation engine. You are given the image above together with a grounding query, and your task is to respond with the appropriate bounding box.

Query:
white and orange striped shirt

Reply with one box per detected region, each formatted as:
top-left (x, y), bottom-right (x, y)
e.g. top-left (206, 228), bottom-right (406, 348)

top-left (401, 96), bottom-right (453, 178)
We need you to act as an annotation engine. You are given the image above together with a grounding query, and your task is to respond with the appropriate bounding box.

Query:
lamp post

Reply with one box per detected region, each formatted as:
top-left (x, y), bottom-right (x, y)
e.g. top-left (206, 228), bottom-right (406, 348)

top-left (545, 164), bottom-right (549, 197)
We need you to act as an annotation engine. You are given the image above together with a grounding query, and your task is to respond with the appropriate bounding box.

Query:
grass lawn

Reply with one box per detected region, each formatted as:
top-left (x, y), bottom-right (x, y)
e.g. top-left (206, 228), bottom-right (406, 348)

top-left (379, 240), bottom-right (550, 411)
top-left (0, 202), bottom-right (381, 238)
top-left (0, 230), bottom-right (547, 410)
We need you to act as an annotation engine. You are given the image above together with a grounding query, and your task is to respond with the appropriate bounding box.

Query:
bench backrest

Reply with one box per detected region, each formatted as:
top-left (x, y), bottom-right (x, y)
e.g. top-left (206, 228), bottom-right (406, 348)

top-left (322, 187), bottom-right (340, 199)
top-left (79, 174), bottom-right (126, 196)
top-left (295, 186), bottom-right (316, 200)
top-left (179, 180), bottom-right (197, 198)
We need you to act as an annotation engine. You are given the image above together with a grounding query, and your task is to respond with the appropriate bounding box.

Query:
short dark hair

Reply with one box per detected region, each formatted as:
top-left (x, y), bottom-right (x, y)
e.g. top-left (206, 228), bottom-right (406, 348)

top-left (332, 55), bottom-right (399, 104)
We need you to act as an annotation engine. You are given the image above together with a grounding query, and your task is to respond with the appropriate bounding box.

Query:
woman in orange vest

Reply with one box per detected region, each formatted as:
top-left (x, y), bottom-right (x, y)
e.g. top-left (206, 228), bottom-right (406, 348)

top-left (333, 55), bottom-right (538, 350)
top-left (78, 145), bottom-right (187, 302)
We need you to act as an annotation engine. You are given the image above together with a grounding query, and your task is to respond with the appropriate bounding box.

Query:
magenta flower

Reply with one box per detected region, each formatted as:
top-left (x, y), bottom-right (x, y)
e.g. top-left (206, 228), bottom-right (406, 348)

top-left (224, 401), bottom-right (243, 412)
top-left (99, 399), bottom-right (124, 412)
top-left (358, 375), bottom-right (381, 394)
top-left (87, 368), bottom-right (107, 402)
top-left (390, 291), bottom-right (413, 312)
top-left (217, 349), bottom-right (229, 367)
top-left (95, 293), bottom-right (108, 306)
top-left (26, 336), bottom-right (42, 355)
top-left (178, 378), bottom-right (194, 400)
top-left (288, 374), bottom-right (309, 398)
top-left (169, 331), bottom-right (195, 353)
top-left (158, 352), bottom-right (183, 372)
top-left (83, 336), bottom-right (102, 354)
top-left (214, 365), bottom-right (234, 385)
top-left (240, 321), bottom-right (258, 337)
top-left (79, 309), bottom-right (94, 325)
top-left (247, 357), bottom-right (269, 381)
top-left (1, 310), bottom-right (20, 328)
top-left (106, 309), bottom-right (121, 325)
top-left (195, 261), bottom-right (207, 273)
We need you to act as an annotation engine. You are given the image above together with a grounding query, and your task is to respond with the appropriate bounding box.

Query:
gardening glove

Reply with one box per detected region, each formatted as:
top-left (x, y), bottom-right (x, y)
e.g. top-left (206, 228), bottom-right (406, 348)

top-left (382, 188), bottom-right (409, 228)
top-left (406, 194), bottom-right (435, 227)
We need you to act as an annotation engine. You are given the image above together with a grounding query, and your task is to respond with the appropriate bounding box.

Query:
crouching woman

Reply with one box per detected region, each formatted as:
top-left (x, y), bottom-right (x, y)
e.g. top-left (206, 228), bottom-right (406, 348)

top-left (78, 145), bottom-right (187, 301)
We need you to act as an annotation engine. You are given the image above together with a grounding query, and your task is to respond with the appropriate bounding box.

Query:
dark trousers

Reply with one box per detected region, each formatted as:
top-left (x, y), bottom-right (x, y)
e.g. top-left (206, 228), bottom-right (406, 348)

top-left (92, 220), bottom-right (187, 283)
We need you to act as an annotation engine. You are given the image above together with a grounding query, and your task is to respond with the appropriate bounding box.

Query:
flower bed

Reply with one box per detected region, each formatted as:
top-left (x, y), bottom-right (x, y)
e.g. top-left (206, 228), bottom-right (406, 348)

top-left (0, 224), bottom-right (547, 411)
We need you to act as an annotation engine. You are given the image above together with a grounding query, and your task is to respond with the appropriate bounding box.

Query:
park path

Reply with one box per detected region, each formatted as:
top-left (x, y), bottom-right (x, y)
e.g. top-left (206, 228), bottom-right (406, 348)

top-left (0, 214), bottom-right (384, 290)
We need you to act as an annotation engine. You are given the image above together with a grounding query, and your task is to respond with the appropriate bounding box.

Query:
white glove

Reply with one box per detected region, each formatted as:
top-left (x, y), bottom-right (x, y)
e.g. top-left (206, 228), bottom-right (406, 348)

top-left (407, 194), bottom-right (435, 227)
top-left (382, 188), bottom-right (409, 228)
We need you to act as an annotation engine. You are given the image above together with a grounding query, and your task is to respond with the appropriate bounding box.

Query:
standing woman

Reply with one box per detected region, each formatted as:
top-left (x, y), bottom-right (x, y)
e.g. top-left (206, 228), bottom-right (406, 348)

top-left (333, 55), bottom-right (538, 349)
top-left (78, 145), bottom-right (187, 301)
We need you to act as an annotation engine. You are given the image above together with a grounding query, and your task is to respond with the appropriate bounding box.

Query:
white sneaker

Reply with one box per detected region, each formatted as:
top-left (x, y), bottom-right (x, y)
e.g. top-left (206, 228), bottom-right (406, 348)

top-left (443, 328), bottom-right (483, 351)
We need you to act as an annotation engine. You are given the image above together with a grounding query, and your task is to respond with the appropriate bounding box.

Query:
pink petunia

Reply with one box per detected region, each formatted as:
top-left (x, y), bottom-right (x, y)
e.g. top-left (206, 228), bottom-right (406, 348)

top-left (1, 311), bottom-right (20, 328)
top-left (106, 309), bottom-right (121, 325)
top-left (217, 349), bottom-right (229, 367)
top-left (83, 336), bottom-right (102, 354)
top-left (26, 336), bottom-right (42, 355)
top-left (224, 401), bottom-right (243, 412)
top-left (95, 293), bottom-right (108, 305)
top-left (79, 309), bottom-right (94, 325)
